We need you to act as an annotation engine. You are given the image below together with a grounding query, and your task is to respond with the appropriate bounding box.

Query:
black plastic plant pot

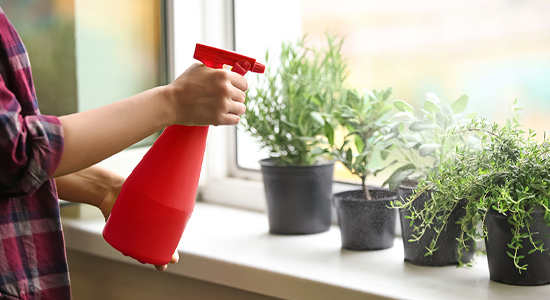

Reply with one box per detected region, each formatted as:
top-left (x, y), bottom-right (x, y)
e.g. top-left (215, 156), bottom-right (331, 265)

top-left (260, 159), bottom-right (334, 235)
top-left (333, 189), bottom-right (397, 250)
top-left (485, 208), bottom-right (550, 286)
top-left (397, 186), bottom-right (475, 266)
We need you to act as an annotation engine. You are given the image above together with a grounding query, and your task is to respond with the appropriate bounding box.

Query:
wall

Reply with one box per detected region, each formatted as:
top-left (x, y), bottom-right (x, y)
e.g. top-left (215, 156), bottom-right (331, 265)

top-left (67, 249), bottom-right (282, 300)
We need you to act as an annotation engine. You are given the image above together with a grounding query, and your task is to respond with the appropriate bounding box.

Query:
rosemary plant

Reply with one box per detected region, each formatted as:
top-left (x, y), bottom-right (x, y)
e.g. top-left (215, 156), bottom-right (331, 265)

top-left (241, 34), bottom-right (348, 166)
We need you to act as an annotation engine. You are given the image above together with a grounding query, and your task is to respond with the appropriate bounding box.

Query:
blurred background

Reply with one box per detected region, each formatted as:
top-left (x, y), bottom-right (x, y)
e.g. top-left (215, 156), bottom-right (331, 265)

top-left (0, 0), bottom-right (163, 146)
top-left (301, 0), bottom-right (550, 130)
top-left (235, 0), bottom-right (550, 184)
top-left (3, 0), bottom-right (550, 183)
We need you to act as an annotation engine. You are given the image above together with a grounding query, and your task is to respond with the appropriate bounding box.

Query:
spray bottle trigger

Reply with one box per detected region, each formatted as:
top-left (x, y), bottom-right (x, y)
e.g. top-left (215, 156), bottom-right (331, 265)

top-left (232, 60), bottom-right (252, 76)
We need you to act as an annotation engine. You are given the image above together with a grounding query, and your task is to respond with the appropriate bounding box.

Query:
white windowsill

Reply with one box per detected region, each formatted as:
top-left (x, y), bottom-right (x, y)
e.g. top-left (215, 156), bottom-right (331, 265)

top-left (61, 202), bottom-right (550, 300)
top-left (60, 147), bottom-right (550, 299)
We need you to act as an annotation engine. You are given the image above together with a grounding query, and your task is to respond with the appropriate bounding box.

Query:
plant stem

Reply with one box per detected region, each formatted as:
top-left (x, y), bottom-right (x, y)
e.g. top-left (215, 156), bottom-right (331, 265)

top-left (453, 128), bottom-right (500, 138)
top-left (362, 176), bottom-right (372, 200)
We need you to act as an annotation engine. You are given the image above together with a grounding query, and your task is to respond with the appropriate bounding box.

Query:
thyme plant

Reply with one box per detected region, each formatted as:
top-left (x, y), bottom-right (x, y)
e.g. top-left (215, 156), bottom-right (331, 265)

top-left (241, 34), bottom-right (348, 166)
top-left (395, 101), bottom-right (550, 272)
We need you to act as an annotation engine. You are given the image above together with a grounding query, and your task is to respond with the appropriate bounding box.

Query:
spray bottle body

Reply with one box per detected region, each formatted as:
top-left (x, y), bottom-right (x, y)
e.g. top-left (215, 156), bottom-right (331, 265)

top-left (103, 125), bottom-right (208, 265)
top-left (102, 43), bottom-right (264, 265)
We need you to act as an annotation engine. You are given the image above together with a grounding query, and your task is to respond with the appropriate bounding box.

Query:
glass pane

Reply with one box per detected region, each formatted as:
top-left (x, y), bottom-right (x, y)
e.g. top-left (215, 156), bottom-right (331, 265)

top-left (0, 0), bottom-right (78, 117)
top-left (75, 0), bottom-right (163, 146)
top-left (236, 0), bottom-right (550, 184)
top-left (1, 0), bottom-right (165, 147)
top-left (234, 0), bottom-right (302, 170)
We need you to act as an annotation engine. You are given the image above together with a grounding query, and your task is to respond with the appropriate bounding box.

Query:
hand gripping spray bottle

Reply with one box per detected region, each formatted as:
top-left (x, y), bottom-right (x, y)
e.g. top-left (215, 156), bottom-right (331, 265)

top-left (102, 44), bottom-right (265, 265)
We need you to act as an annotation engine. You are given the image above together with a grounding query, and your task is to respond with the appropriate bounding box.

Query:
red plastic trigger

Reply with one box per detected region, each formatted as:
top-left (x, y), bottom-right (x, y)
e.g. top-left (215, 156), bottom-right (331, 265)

top-left (232, 60), bottom-right (252, 75)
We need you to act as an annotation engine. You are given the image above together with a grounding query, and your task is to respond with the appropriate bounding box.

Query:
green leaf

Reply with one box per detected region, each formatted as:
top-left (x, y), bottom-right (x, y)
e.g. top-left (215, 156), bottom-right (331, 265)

top-left (467, 135), bottom-right (482, 151)
top-left (346, 148), bottom-right (353, 162)
top-left (310, 95), bottom-right (322, 107)
top-left (364, 89), bottom-right (378, 100)
top-left (418, 143), bottom-right (442, 157)
top-left (385, 169), bottom-right (415, 192)
top-left (280, 119), bottom-right (299, 128)
top-left (383, 163), bottom-right (416, 191)
top-left (324, 122), bottom-right (335, 146)
top-left (373, 160), bottom-right (397, 176)
top-left (505, 117), bottom-right (512, 130)
top-left (310, 147), bottom-right (324, 155)
top-left (424, 100), bottom-right (440, 113)
top-left (409, 121), bottom-right (436, 132)
top-left (451, 95), bottom-right (468, 113)
top-left (355, 134), bottom-right (364, 153)
top-left (393, 100), bottom-right (413, 112)
top-left (311, 111), bottom-right (325, 126)
top-left (404, 142), bottom-right (421, 149)
top-left (399, 122), bottom-right (405, 132)
top-left (381, 150), bottom-right (390, 160)
top-left (383, 131), bottom-right (399, 141)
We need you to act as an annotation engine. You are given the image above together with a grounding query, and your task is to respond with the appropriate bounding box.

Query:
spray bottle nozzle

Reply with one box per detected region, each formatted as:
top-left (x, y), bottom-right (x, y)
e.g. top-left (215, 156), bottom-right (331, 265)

top-left (193, 43), bottom-right (265, 75)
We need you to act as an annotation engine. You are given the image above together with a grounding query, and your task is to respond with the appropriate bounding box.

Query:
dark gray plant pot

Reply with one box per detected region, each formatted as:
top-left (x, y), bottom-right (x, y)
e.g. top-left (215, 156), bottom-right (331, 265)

top-left (397, 186), bottom-right (475, 266)
top-left (485, 208), bottom-right (550, 286)
top-left (260, 159), bottom-right (334, 235)
top-left (333, 188), bottom-right (397, 250)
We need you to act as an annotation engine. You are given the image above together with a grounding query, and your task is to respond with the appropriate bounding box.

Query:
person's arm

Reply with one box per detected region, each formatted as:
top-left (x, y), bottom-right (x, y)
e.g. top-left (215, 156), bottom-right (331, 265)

top-left (55, 165), bottom-right (179, 271)
top-left (55, 165), bottom-right (123, 219)
top-left (52, 63), bottom-right (247, 178)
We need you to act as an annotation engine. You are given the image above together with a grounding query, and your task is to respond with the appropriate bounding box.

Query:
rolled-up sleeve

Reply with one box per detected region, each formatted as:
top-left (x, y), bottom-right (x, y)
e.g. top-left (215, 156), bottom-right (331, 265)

top-left (0, 74), bottom-right (64, 197)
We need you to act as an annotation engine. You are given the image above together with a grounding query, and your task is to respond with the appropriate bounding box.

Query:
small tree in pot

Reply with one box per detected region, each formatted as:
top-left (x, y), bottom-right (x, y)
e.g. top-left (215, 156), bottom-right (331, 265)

top-left (331, 87), bottom-right (398, 250)
top-left (387, 93), bottom-right (477, 266)
top-left (410, 103), bottom-right (550, 285)
top-left (241, 34), bottom-right (348, 235)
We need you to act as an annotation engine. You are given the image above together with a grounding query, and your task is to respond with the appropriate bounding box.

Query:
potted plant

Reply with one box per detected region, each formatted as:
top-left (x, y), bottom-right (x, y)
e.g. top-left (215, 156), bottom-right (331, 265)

top-left (331, 87), bottom-right (398, 250)
top-left (405, 101), bottom-right (550, 285)
top-left (241, 34), bottom-right (348, 235)
top-left (387, 93), bottom-right (476, 266)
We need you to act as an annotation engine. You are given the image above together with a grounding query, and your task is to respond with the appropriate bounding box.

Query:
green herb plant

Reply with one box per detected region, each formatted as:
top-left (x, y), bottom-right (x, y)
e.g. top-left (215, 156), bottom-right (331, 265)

top-left (241, 34), bottom-right (348, 166)
top-left (384, 93), bottom-right (475, 191)
top-left (396, 100), bottom-right (550, 272)
top-left (331, 87), bottom-right (396, 200)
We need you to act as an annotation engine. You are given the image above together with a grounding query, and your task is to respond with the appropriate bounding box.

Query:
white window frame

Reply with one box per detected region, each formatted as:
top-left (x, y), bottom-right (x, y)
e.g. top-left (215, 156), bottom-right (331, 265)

top-left (170, 0), bottom-right (267, 211)
top-left (171, 0), bottom-right (363, 213)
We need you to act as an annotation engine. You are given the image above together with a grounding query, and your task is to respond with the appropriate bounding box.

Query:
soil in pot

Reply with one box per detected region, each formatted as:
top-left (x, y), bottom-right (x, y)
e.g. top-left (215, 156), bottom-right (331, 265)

top-left (485, 208), bottom-right (550, 286)
top-left (333, 188), bottom-right (397, 250)
top-left (260, 159), bottom-right (334, 235)
top-left (398, 186), bottom-right (475, 266)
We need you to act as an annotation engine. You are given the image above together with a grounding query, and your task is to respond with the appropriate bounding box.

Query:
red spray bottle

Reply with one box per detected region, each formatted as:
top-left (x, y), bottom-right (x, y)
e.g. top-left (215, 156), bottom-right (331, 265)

top-left (102, 44), bottom-right (265, 265)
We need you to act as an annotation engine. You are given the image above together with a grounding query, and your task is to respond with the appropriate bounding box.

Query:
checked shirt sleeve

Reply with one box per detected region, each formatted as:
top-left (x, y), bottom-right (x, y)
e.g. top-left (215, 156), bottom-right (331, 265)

top-left (0, 75), bottom-right (64, 197)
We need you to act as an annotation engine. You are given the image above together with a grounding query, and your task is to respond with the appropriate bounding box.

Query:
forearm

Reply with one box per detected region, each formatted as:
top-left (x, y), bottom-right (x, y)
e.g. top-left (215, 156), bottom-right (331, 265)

top-left (56, 165), bottom-right (123, 215)
top-left (54, 87), bottom-right (174, 178)
top-left (52, 63), bottom-right (247, 178)
top-left (55, 166), bottom-right (125, 219)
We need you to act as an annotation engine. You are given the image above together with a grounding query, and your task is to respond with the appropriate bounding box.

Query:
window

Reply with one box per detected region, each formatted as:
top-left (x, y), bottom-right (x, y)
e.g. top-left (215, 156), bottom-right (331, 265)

top-left (2, 0), bottom-right (168, 147)
top-left (233, 0), bottom-right (550, 188)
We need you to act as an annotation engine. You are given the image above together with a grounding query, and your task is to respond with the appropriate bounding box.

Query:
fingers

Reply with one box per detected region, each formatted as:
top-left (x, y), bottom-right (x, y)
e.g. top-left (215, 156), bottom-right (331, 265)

top-left (154, 251), bottom-right (180, 272)
top-left (169, 63), bottom-right (250, 126)
top-left (232, 88), bottom-right (246, 103)
top-left (226, 100), bottom-right (246, 116)
top-left (155, 264), bottom-right (168, 271)
top-left (229, 71), bottom-right (248, 92)
top-left (170, 251), bottom-right (179, 264)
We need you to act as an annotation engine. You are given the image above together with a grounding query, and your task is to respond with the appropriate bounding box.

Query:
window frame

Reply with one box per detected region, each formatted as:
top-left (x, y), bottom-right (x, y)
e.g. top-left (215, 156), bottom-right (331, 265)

top-left (169, 0), bottom-right (362, 212)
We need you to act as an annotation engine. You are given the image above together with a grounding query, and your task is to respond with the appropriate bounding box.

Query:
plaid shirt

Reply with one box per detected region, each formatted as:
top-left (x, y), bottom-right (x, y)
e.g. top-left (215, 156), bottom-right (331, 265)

top-left (0, 8), bottom-right (70, 300)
